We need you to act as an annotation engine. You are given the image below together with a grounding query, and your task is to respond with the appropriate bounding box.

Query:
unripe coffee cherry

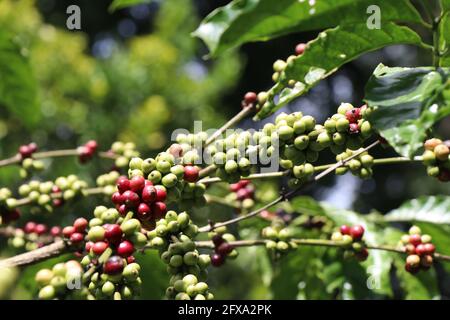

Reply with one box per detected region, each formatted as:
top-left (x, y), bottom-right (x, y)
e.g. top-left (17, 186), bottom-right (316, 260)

top-left (424, 138), bottom-right (442, 150)
top-left (87, 226), bottom-right (105, 242)
top-left (434, 144), bottom-right (450, 161)
top-left (409, 225), bottom-right (421, 235)
top-left (406, 254), bottom-right (421, 268)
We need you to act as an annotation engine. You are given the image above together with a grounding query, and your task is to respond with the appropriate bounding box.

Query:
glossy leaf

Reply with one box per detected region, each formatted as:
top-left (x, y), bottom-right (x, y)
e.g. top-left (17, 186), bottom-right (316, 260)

top-left (0, 31), bottom-right (39, 125)
top-left (194, 0), bottom-right (423, 57)
top-left (255, 23), bottom-right (424, 120)
top-left (365, 64), bottom-right (450, 157)
top-left (439, 11), bottom-right (450, 67)
top-left (384, 195), bottom-right (450, 225)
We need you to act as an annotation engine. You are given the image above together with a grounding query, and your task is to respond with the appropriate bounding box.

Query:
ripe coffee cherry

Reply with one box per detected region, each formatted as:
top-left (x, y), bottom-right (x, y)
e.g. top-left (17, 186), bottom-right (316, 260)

top-left (211, 253), bottom-right (225, 267)
top-left (409, 234), bottom-right (422, 246)
top-left (212, 234), bottom-right (224, 247)
top-left (117, 176), bottom-right (130, 193)
top-left (73, 218), bottom-right (88, 232)
top-left (340, 225), bottom-right (351, 235)
top-left (424, 243), bottom-right (435, 255)
top-left (24, 222), bottom-right (37, 234)
top-left (122, 190), bottom-right (140, 208)
top-left (184, 165), bottom-right (199, 183)
top-left (70, 232), bottom-right (84, 243)
top-left (117, 240), bottom-right (135, 257)
top-left (112, 192), bottom-right (124, 205)
top-left (350, 225), bottom-right (365, 240)
top-left (244, 92), bottom-right (257, 105)
top-left (35, 224), bottom-right (48, 235)
top-left (152, 202), bottom-right (167, 219)
top-left (118, 204), bottom-right (127, 216)
top-left (62, 226), bottom-right (75, 238)
top-left (404, 243), bottom-right (416, 255)
top-left (103, 256), bottom-right (124, 275)
top-left (349, 123), bottom-right (360, 134)
top-left (216, 243), bottom-right (234, 255)
top-left (295, 43), bottom-right (306, 55)
top-left (85, 241), bottom-right (94, 252)
top-left (50, 226), bottom-right (61, 237)
top-left (355, 248), bottom-right (369, 261)
top-left (155, 186), bottom-right (167, 202)
top-left (85, 140), bottom-right (98, 151)
top-left (130, 176), bottom-right (145, 192)
top-left (345, 108), bottom-right (361, 123)
top-left (19, 145), bottom-right (33, 159)
top-left (142, 185), bottom-right (157, 203)
top-left (137, 203), bottom-right (151, 218)
top-left (415, 244), bottom-right (427, 256)
top-left (104, 224), bottom-right (123, 244)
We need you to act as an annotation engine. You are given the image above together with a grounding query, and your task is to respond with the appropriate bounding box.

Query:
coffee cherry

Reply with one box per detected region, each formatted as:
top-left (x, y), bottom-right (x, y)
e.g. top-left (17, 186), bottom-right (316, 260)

top-left (183, 165), bottom-right (199, 183)
top-left (104, 224), bottom-right (123, 244)
top-left (129, 176), bottom-right (145, 192)
top-left (423, 243), bottom-right (435, 255)
top-left (152, 202), bottom-right (167, 219)
top-left (50, 226), bottom-right (61, 237)
top-left (244, 92), bottom-right (257, 105)
top-left (24, 222), bottom-right (37, 234)
top-left (409, 225), bottom-right (421, 235)
top-left (35, 224), bottom-right (48, 235)
top-left (19, 145), bottom-right (33, 159)
top-left (355, 248), bottom-right (369, 261)
top-left (87, 226), bottom-right (105, 242)
top-left (155, 186), bottom-right (167, 202)
top-left (70, 232), bottom-right (84, 243)
top-left (117, 240), bottom-right (135, 257)
top-left (406, 254), bottom-right (421, 268)
top-left (117, 176), bottom-right (130, 193)
top-left (104, 256), bottom-right (124, 275)
top-left (211, 253), bottom-right (225, 267)
top-left (73, 218), bottom-right (88, 233)
top-left (295, 43), bottom-right (306, 55)
top-left (340, 225), bottom-right (351, 235)
top-left (415, 244), bottom-right (427, 256)
top-left (92, 241), bottom-right (108, 255)
top-left (216, 243), bottom-right (234, 255)
top-left (122, 190), bottom-right (140, 208)
top-left (62, 226), bottom-right (75, 238)
top-left (409, 234), bottom-right (422, 246)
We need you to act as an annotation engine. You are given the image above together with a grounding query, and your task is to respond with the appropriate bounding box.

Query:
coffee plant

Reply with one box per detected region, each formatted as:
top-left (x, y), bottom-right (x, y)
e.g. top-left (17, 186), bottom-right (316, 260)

top-left (0, 0), bottom-right (450, 300)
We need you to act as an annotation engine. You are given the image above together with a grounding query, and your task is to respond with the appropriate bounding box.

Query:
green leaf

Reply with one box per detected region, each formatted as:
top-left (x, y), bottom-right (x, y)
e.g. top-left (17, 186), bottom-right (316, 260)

top-left (384, 195), bottom-right (450, 225)
top-left (255, 23), bottom-right (425, 120)
top-left (439, 11), bottom-right (450, 67)
top-left (364, 64), bottom-right (450, 157)
top-left (193, 0), bottom-right (423, 57)
top-left (109, 0), bottom-right (152, 12)
top-left (0, 31), bottom-right (39, 125)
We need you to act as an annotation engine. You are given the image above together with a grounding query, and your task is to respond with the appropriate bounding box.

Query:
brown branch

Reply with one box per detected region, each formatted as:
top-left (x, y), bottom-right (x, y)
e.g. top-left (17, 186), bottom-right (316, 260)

top-left (0, 240), bottom-right (70, 268)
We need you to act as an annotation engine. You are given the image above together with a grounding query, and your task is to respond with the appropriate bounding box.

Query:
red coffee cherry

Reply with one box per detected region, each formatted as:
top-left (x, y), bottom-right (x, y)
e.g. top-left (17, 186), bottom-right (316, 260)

top-left (62, 226), bottom-right (75, 238)
top-left (85, 140), bottom-right (98, 152)
top-left (423, 243), bottom-right (435, 255)
top-left (212, 234), bottom-right (224, 246)
top-left (211, 253), bottom-right (225, 267)
top-left (35, 224), bottom-right (48, 235)
top-left (355, 248), bottom-right (369, 261)
top-left (216, 242), bottom-right (234, 255)
top-left (295, 43), bottom-right (306, 55)
top-left (152, 202), bottom-right (167, 219)
top-left (73, 218), bottom-right (88, 233)
top-left (103, 256), bottom-right (125, 275)
top-left (117, 240), bottom-right (135, 257)
top-left (350, 225), bottom-right (365, 240)
top-left (24, 222), bottom-right (37, 234)
top-left (85, 241), bottom-right (94, 252)
top-left (118, 204), bottom-right (127, 216)
top-left (104, 224), bottom-right (123, 244)
top-left (184, 165), bottom-right (199, 183)
top-left (137, 203), bottom-right (151, 219)
top-left (70, 232), bottom-right (84, 243)
top-left (349, 123), bottom-right (360, 134)
top-left (92, 241), bottom-right (109, 255)
top-left (129, 176), bottom-right (145, 192)
top-left (50, 226), bottom-right (61, 237)
top-left (244, 92), bottom-right (257, 105)
top-left (409, 234), bottom-right (422, 246)
top-left (117, 176), bottom-right (130, 193)
top-left (19, 145), bottom-right (33, 159)
top-left (122, 190), bottom-right (140, 208)
top-left (155, 186), bottom-right (167, 202)
top-left (340, 225), bottom-right (351, 235)
top-left (142, 185), bottom-right (157, 203)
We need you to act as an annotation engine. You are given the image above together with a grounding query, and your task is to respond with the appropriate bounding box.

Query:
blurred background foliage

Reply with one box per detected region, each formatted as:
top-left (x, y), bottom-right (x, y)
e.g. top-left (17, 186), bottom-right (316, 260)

top-left (0, 0), bottom-right (449, 299)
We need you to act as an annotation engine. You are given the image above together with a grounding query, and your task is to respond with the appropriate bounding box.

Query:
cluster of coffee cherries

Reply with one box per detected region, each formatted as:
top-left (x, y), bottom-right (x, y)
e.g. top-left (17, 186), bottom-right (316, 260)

top-left (422, 138), bottom-right (450, 182)
top-left (400, 226), bottom-right (436, 274)
top-left (331, 225), bottom-right (368, 261)
top-left (96, 170), bottom-right (121, 196)
top-left (71, 207), bottom-right (147, 300)
top-left (229, 179), bottom-right (255, 209)
top-left (109, 141), bottom-right (141, 168)
top-left (8, 221), bottom-right (61, 251)
top-left (147, 211), bottom-right (213, 300)
top-left (208, 230), bottom-right (238, 267)
top-left (17, 175), bottom-right (88, 213)
top-left (262, 219), bottom-right (297, 258)
top-left (35, 260), bottom-right (87, 300)
top-left (0, 188), bottom-right (20, 224)
top-left (111, 174), bottom-right (167, 230)
top-left (78, 140), bottom-right (98, 163)
top-left (335, 148), bottom-right (374, 179)
top-left (17, 142), bottom-right (44, 178)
